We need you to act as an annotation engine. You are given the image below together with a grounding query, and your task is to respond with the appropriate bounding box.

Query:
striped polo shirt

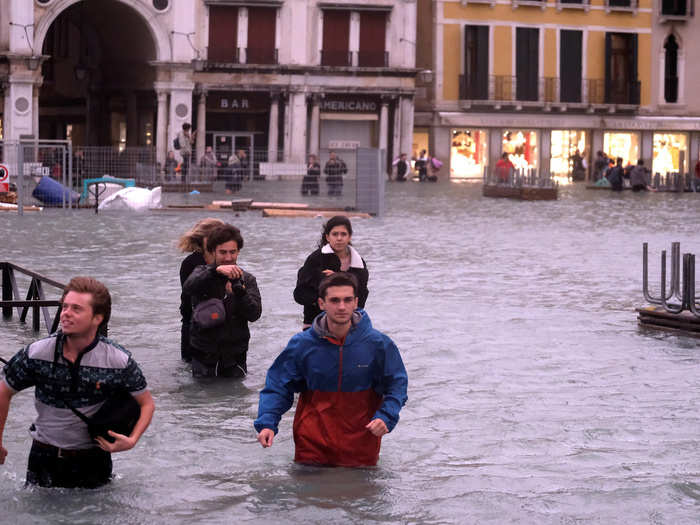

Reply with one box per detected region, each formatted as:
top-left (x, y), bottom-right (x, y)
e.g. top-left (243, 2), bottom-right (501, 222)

top-left (2, 333), bottom-right (147, 450)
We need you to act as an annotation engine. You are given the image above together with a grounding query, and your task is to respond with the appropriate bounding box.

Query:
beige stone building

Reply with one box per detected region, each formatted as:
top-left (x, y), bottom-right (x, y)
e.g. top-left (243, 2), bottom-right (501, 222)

top-left (0, 0), bottom-right (417, 170)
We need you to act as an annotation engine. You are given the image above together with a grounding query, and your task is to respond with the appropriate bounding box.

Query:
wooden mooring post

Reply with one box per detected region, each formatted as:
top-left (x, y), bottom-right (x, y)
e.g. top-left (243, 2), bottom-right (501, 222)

top-left (0, 262), bottom-right (65, 334)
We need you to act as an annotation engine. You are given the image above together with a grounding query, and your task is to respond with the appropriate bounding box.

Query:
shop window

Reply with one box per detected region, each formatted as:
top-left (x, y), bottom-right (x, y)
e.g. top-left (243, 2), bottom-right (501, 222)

top-left (653, 133), bottom-right (687, 175)
top-left (450, 129), bottom-right (488, 178)
top-left (247, 7), bottom-right (277, 64)
top-left (322, 10), bottom-right (351, 66)
top-left (503, 130), bottom-right (538, 171)
top-left (208, 6), bottom-right (238, 62)
top-left (664, 35), bottom-right (679, 103)
top-left (550, 130), bottom-right (587, 180)
top-left (605, 33), bottom-right (639, 105)
top-left (462, 26), bottom-right (489, 100)
top-left (358, 12), bottom-right (387, 67)
top-left (603, 132), bottom-right (639, 167)
top-left (516, 28), bottom-right (539, 102)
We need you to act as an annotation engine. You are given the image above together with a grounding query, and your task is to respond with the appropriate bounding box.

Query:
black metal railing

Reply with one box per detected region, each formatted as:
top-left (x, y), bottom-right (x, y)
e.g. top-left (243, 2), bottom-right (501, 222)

top-left (357, 51), bottom-right (389, 67)
top-left (1, 262), bottom-right (65, 333)
top-left (245, 47), bottom-right (278, 65)
top-left (458, 75), bottom-right (640, 106)
top-left (321, 50), bottom-right (352, 67)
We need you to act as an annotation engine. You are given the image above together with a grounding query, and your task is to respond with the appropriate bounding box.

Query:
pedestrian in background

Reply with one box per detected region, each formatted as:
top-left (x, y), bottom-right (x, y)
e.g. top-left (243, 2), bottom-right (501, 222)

top-left (301, 154), bottom-right (320, 195)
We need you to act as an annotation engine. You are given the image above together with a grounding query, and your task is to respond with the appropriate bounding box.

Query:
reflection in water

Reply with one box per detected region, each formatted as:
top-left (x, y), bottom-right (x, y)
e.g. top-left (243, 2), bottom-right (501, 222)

top-left (0, 182), bottom-right (699, 523)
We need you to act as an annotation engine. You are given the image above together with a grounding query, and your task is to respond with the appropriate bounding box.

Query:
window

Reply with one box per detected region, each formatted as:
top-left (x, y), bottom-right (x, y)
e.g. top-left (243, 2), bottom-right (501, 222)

top-left (322, 11), bottom-right (351, 66)
top-left (246, 7), bottom-right (277, 64)
top-left (664, 35), bottom-right (679, 103)
top-left (208, 6), bottom-right (238, 62)
top-left (661, 0), bottom-right (688, 15)
top-left (560, 30), bottom-right (582, 103)
top-left (516, 28), bottom-right (539, 102)
top-left (462, 26), bottom-right (489, 100)
top-left (358, 12), bottom-right (387, 67)
top-left (605, 33), bottom-right (639, 104)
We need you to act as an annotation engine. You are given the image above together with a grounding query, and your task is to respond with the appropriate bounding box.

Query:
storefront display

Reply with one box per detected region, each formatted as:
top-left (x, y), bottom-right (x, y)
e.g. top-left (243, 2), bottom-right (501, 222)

top-left (450, 129), bottom-right (488, 179)
top-left (550, 130), bottom-right (587, 181)
top-left (652, 132), bottom-right (687, 176)
top-left (603, 132), bottom-right (639, 167)
top-left (503, 130), bottom-right (537, 171)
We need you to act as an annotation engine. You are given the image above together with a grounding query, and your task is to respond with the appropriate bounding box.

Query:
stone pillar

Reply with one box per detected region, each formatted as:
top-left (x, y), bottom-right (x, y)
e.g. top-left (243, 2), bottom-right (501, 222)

top-left (32, 84), bottom-right (39, 139)
top-left (308, 94), bottom-right (321, 156)
top-left (392, 97), bottom-right (401, 155)
top-left (196, 89), bottom-right (207, 163)
top-left (289, 91), bottom-right (308, 162)
top-left (155, 90), bottom-right (168, 169)
top-left (6, 79), bottom-right (34, 140)
top-left (238, 8), bottom-right (248, 63)
top-left (168, 85), bottom-right (194, 163)
top-left (540, 129), bottom-right (551, 178)
top-left (399, 96), bottom-right (415, 159)
top-left (641, 130), bottom-right (653, 169)
top-left (379, 97), bottom-right (389, 174)
top-left (282, 93), bottom-right (291, 160)
top-left (349, 12), bottom-right (360, 67)
top-left (268, 93), bottom-right (280, 162)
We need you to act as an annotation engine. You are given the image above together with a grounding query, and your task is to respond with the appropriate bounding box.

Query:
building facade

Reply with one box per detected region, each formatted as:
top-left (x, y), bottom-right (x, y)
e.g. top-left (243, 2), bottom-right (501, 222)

top-left (416, 0), bottom-right (700, 181)
top-left (0, 0), bottom-right (417, 170)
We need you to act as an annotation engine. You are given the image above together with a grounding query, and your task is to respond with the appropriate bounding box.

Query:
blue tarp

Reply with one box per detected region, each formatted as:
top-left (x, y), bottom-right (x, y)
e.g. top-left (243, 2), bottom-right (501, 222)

top-left (32, 176), bottom-right (80, 205)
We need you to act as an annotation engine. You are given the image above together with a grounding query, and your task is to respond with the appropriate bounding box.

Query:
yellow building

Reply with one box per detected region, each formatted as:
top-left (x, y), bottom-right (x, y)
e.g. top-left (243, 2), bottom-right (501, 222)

top-left (415, 0), bottom-right (699, 181)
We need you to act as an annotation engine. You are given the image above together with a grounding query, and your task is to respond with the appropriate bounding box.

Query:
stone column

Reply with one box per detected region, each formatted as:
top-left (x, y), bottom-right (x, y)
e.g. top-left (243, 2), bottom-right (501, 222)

top-left (540, 129), bottom-right (551, 178)
top-left (196, 89), bottom-right (207, 163)
top-left (399, 96), bottom-right (415, 159)
top-left (308, 94), bottom-right (321, 156)
top-left (392, 97), bottom-right (401, 156)
top-left (268, 93), bottom-right (280, 162)
top-left (32, 84), bottom-right (39, 139)
top-left (155, 90), bottom-right (168, 169)
top-left (289, 91), bottom-right (308, 162)
top-left (379, 97), bottom-right (389, 174)
top-left (349, 12), bottom-right (360, 67)
top-left (282, 93), bottom-right (291, 160)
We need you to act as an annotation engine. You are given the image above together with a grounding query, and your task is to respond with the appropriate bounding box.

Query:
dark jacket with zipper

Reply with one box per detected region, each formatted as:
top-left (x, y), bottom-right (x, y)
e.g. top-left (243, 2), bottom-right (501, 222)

top-left (183, 264), bottom-right (262, 364)
top-left (293, 245), bottom-right (369, 325)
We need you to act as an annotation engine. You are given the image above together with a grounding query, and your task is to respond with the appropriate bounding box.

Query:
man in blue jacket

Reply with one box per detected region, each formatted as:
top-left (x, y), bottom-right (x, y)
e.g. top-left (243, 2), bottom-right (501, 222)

top-left (255, 272), bottom-right (407, 467)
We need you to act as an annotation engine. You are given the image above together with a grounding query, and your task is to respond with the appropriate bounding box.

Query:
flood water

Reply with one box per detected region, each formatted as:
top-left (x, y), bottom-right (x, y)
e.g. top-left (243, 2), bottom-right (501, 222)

top-left (1, 181), bottom-right (699, 524)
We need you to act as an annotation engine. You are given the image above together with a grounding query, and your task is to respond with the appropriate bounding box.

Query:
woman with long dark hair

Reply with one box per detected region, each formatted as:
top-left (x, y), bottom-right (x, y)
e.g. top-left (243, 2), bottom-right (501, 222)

top-left (177, 217), bottom-right (224, 361)
top-left (293, 216), bottom-right (369, 328)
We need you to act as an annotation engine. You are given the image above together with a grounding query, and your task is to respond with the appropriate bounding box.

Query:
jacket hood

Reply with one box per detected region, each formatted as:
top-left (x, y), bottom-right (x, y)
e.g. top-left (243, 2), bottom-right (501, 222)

top-left (311, 309), bottom-right (368, 342)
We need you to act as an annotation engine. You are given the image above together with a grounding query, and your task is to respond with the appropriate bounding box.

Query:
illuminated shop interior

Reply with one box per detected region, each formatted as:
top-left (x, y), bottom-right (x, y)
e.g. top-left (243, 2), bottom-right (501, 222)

top-left (603, 132), bottom-right (639, 166)
top-left (503, 130), bottom-right (537, 171)
top-left (550, 130), bottom-right (587, 181)
top-left (450, 129), bottom-right (488, 179)
top-left (652, 133), bottom-right (687, 175)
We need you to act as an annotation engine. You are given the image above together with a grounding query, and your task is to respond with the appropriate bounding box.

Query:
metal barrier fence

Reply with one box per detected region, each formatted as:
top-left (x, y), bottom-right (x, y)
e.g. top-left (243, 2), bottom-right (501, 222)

top-left (1, 141), bottom-right (365, 211)
top-left (642, 242), bottom-right (699, 316)
top-left (483, 167), bottom-right (558, 189)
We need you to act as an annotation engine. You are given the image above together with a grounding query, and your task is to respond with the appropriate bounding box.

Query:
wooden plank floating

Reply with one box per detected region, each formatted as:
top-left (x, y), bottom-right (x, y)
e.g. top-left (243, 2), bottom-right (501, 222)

top-left (483, 185), bottom-right (558, 201)
top-left (261, 208), bottom-right (371, 218)
top-left (0, 203), bottom-right (43, 212)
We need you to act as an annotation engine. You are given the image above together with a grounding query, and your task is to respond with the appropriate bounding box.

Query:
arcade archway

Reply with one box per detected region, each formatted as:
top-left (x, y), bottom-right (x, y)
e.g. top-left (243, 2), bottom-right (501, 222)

top-left (39, 1), bottom-right (158, 147)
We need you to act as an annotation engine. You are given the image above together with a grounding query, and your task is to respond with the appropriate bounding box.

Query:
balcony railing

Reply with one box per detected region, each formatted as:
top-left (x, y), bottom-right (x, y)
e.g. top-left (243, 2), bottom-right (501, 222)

top-left (458, 75), bottom-right (640, 106)
top-left (357, 51), bottom-right (389, 68)
top-left (321, 50), bottom-right (352, 67)
top-left (245, 47), bottom-right (278, 65)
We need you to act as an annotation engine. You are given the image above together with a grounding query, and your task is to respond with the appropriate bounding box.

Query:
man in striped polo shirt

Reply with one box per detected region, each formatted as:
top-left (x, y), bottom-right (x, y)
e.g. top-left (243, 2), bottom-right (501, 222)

top-left (0, 277), bottom-right (155, 488)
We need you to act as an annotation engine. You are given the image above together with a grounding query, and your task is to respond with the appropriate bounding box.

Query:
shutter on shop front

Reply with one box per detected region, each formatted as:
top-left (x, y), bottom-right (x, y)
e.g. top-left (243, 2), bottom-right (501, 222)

top-left (604, 32), bottom-right (611, 104)
top-left (247, 7), bottom-right (277, 64)
top-left (208, 6), bottom-right (238, 62)
top-left (560, 30), bottom-right (582, 103)
top-left (516, 28), bottom-right (539, 102)
top-left (629, 33), bottom-right (639, 104)
top-left (322, 10), bottom-right (351, 66)
top-left (359, 11), bottom-right (387, 67)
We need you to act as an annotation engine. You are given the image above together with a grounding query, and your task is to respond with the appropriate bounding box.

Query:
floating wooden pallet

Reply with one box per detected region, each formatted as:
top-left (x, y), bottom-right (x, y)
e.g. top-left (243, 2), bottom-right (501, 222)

top-left (261, 208), bottom-right (371, 218)
top-left (483, 185), bottom-right (558, 201)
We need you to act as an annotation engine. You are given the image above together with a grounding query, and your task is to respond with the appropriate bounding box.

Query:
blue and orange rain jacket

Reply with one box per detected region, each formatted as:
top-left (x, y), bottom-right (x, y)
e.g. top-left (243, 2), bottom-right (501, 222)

top-left (254, 310), bottom-right (408, 467)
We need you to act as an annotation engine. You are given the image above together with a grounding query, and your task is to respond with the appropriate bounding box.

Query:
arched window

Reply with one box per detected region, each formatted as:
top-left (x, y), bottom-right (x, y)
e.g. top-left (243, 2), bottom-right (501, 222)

top-left (664, 35), bottom-right (679, 103)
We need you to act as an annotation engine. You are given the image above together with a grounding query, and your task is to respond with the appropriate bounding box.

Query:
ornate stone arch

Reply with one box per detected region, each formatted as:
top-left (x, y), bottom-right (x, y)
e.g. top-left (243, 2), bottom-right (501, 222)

top-left (33, 0), bottom-right (172, 62)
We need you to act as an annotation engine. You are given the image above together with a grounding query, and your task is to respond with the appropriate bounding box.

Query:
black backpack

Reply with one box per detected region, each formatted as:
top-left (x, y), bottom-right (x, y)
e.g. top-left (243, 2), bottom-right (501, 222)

top-left (173, 136), bottom-right (181, 150)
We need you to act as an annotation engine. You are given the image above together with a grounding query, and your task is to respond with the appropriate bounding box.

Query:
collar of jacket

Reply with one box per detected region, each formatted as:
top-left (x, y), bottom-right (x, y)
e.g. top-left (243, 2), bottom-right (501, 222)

top-left (321, 243), bottom-right (363, 268)
top-left (312, 310), bottom-right (364, 344)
